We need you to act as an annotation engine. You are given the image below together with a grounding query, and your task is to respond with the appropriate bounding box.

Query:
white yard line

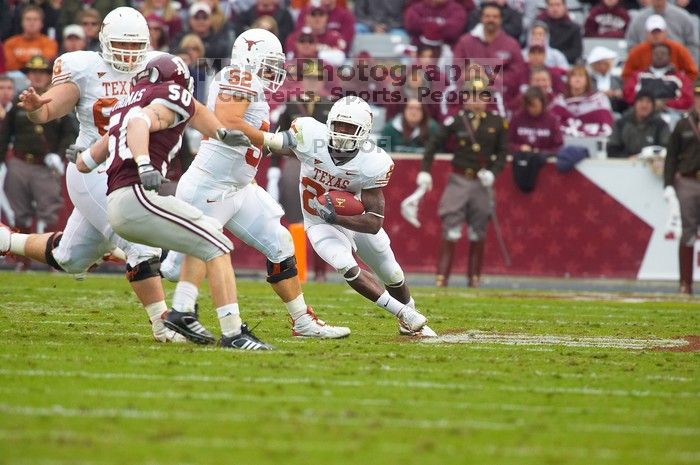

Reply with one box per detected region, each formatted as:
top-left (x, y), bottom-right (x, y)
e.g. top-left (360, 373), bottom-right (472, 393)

top-left (1, 368), bottom-right (698, 400)
top-left (421, 331), bottom-right (690, 350)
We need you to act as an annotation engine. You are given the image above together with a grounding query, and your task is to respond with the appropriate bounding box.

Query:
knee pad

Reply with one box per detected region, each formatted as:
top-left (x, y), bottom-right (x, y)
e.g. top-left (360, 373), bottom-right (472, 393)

top-left (125, 257), bottom-right (162, 282)
top-left (377, 263), bottom-right (405, 287)
top-left (266, 256), bottom-right (298, 283)
top-left (44, 232), bottom-right (66, 272)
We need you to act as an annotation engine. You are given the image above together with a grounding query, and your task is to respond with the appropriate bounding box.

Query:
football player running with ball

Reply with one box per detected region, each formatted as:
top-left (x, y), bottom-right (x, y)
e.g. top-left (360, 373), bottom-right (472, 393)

top-left (159, 29), bottom-right (350, 339)
top-left (0, 7), bottom-right (183, 342)
top-left (271, 96), bottom-right (436, 337)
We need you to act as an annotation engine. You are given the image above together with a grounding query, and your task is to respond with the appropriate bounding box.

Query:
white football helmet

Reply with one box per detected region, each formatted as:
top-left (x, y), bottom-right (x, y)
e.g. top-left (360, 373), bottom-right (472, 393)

top-left (99, 7), bottom-right (150, 73)
top-left (327, 96), bottom-right (373, 152)
top-left (230, 28), bottom-right (286, 92)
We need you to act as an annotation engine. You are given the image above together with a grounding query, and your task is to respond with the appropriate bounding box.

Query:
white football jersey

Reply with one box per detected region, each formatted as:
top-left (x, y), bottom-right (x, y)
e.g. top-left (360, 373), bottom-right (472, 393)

top-left (192, 65), bottom-right (270, 186)
top-left (290, 117), bottom-right (395, 228)
top-left (51, 50), bottom-right (162, 147)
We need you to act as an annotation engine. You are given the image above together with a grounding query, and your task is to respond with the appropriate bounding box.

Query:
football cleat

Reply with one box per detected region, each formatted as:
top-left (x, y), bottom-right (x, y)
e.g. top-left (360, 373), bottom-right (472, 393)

top-left (151, 319), bottom-right (187, 343)
top-left (292, 307), bottom-right (351, 339)
top-left (397, 306), bottom-right (428, 332)
top-left (0, 222), bottom-right (11, 256)
top-left (219, 323), bottom-right (273, 350)
top-left (398, 324), bottom-right (437, 337)
top-left (162, 310), bottom-right (215, 345)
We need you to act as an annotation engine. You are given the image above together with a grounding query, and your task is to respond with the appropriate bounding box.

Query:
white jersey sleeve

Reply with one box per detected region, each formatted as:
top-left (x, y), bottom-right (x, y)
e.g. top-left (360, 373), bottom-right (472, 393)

top-left (290, 117), bottom-right (328, 163)
top-left (217, 65), bottom-right (265, 102)
top-left (51, 51), bottom-right (93, 96)
top-left (359, 146), bottom-right (395, 190)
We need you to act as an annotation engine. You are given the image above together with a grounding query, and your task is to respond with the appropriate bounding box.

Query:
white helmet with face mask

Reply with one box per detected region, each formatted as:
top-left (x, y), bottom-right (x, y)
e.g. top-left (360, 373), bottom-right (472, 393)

top-left (99, 7), bottom-right (150, 73)
top-left (327, 96), bottom-right (373, 152)
top-left (230, 28), bottom-right (287, 92)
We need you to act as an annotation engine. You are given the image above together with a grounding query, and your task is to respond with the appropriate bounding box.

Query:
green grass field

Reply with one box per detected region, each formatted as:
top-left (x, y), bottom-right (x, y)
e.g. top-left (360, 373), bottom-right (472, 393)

top-left (0, 271), bottom-right (698, 465)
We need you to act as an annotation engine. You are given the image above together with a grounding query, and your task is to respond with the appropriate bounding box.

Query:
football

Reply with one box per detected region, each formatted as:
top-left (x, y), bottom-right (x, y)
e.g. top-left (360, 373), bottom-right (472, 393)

top-left (317, 191), bottom-right (365, 216)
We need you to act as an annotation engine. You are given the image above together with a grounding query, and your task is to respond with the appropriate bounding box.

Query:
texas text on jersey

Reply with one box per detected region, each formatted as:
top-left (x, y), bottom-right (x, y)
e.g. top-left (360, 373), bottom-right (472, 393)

top-left (106, 82), bottom-right (195, 194)
top-left (51, 50), bottom-right (162, 147)
top-left (290, 117), bottom-right (395, 228)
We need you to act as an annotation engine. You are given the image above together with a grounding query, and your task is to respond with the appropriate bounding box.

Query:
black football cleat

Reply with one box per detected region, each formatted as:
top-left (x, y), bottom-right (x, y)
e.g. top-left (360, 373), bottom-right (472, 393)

top-left (162, 310), bottom-right (215, 345)
top-left (219, 323), bottom-right (274, 351)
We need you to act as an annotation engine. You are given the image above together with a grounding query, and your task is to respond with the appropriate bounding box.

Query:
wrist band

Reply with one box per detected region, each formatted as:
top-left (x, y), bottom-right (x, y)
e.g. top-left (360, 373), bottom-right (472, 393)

top-left (134, 155), bottom-right (151, 167)
top-left (81, 148), bottom-right (99, 170)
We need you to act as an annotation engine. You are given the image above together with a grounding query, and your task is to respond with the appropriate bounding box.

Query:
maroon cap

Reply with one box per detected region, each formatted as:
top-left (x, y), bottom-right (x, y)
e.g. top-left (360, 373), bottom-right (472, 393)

top-left (420, 22), bottom-right (444, 47)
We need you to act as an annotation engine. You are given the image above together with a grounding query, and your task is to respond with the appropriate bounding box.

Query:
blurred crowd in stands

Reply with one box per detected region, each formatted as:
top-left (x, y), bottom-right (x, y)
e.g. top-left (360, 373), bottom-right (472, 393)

top-left (1, 0), bottom-right (698, 258)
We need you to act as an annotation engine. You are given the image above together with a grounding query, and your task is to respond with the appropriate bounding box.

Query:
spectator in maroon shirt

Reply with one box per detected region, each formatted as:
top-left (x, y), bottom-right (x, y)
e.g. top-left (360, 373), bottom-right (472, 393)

top-left (509, 86), bottom-right (563, 156)
top-left (404, 0), bottom-right (467, 47)
top-left (505, 44), bottom-right (566, 113)
top-left (453, 3), bottom-right (524, 101)
top-left (584, 0), bottom-right (630, 38)
top-left (146, 15), bottom-right (170, 53)
top-left (287, 7), bottom-right (349, 56)
top-left (140, 0), bottom-right (183, 39)
top-left (294, 0), bottom-right (355, 51)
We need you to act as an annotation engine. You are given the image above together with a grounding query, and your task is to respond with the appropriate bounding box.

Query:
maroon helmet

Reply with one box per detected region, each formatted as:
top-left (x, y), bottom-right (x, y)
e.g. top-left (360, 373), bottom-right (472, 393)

top-left (133, 53), bottom-right (194, 94)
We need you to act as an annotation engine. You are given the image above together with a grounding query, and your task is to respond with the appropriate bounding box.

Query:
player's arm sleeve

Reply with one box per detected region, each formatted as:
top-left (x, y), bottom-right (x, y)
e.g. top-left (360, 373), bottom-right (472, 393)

top-left (51, 53), bottom-right (85, 96)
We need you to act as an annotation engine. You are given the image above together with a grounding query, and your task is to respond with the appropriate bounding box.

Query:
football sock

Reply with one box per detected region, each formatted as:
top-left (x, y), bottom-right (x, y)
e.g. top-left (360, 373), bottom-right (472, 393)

top-left (171, 281), bottom-right (198, 313)
top-left (217, 304), bottom-right (242, 337)
top-left (375, 291), bottom-right (406, 316)
top-left (145, 301), bottom-right (168, 324)
top-left (9, 233), bottom-right (29, 255)
top-left (285, 293), bottom-right (307, 320)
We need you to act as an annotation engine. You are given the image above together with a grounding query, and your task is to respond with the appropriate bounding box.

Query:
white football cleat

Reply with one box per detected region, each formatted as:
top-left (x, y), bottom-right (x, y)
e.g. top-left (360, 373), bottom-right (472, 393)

top-left (0, 222), bottom-right (11, 255)
top-left (292, 307), bottom-right (351, 339)
top-left (397, 306), bottom-right (428, 332)
top-left (151, 319), bottom-right (187, 343)
top-left (399, 324), bottom-right (437, 337)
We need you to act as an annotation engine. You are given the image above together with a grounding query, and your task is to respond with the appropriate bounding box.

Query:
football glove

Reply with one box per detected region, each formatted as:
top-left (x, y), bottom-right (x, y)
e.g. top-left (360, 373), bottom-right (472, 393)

top-left (310, 193), bottom-right (337, 224)
top-left (65, 144), bottom-right (86, 164)
top-left (44, 153), bottom-right (65, 176)
top-left (416, 171), bottom-right (433, 191)
top-left (217, 128), bottom-right (251, 147)
top-left (477, 169), bottom-right (495, 188)
top-left (137, 161), bottom-right (168, 191)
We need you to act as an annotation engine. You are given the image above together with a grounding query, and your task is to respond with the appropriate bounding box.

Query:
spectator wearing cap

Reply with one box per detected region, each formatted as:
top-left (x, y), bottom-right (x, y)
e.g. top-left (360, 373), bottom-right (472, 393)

top-left (171, 2), bottom-right (231, 70)
top-left (508, 86), bottom-right (563, 158)
top-left (354, 0), bottom-right (405, 34)
top-left (294, 0), bottom-right (355, 51)
top-left (59, 25), bottom-right (86, 54)
top-left (236, 0), bottom-right (295, 48)
top-left (550, 65), bottom-right (614, 137)
top-left (146, 14), bottom-right (170, 52)
top-left (624, 42), bottom-right (693, 129)
top-left (584, 0), bottom-right (629, 38)
top-left (0, 56), bottom-right (77, 268)
top-left (453, 3), bottom-right (524, 104)
top-left (625, 0), bottom-right (699, 65)
top-left (607, 89), bottom-right (670, 158)
top-left (465, 0), bottom-right (522, 42)
top-left (623, 15), bottom-right (698, 82)
top-left (535, 0), bottom-right (582, 65)
top-left (140, 0), bottom-right (183, 39)
top-left (522, 21), bottom-right (569, 71)
top-left (77, 8), bottom-right (102, 52)
top-left (287, 28), bottom-right (320, 60)
top-left (415, 22), bottom-right (454, 70)
top-left (405, 0), bottom-right (467, 47)
top-left (587, 46), bottom-right (625, 113)
top-left (3, 5), bottom-right (58, 71)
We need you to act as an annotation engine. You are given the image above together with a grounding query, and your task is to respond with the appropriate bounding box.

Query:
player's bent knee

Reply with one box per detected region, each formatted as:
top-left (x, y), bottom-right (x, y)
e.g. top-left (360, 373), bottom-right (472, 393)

top-left (44, 232), bottom-right (66, 272)
top-left (125, 257), bottom-right (162, 282)
top-left (379, 264), bottom-right (405, 287)
top-left (266, 256), bottom-right (298, 283)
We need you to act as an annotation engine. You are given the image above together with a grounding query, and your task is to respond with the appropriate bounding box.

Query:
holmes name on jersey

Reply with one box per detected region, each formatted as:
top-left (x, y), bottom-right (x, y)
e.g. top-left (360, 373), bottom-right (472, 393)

top-left (113, 89), bottom-right (146, 111)
top-left (311, 167), bottom-right (351, 190)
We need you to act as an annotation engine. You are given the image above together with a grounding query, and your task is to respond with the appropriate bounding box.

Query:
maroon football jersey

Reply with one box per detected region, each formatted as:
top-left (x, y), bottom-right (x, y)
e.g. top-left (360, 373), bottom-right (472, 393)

top-left (106, 82), bottom-right (196, 194)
